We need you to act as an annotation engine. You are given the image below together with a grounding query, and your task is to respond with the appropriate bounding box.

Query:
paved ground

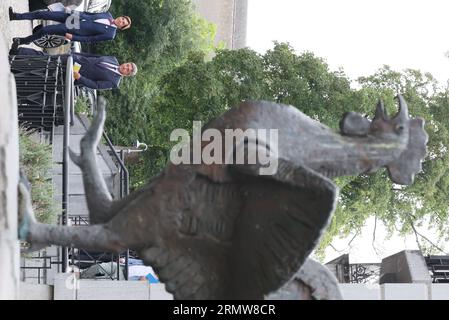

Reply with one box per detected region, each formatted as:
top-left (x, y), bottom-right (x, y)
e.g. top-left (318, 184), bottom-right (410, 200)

top-left (0, 0), bottom-right (34, 51)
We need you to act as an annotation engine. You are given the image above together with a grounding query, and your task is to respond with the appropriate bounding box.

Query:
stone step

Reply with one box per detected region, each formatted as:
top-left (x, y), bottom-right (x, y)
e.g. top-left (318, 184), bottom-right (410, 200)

top-left (52, 160), bottom-right (113, 175)
top-left (52, 173), bottom-right (119, 197)
top-left (52, 135), bottom-right (116, 174)
top-left (53, 116), bottom-right (88, 135)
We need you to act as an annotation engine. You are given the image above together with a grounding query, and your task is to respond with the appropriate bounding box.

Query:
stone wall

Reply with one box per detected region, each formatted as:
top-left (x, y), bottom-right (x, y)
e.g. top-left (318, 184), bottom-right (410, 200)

top-left (0, 32), bottom-right (20, 300)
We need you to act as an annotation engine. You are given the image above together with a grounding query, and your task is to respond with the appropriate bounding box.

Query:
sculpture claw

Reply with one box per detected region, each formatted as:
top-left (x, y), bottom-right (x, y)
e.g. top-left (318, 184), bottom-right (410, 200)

top-left (18, 179), bottom-right (36, 242)
top-left (18, 174), bottom-right (48, 253)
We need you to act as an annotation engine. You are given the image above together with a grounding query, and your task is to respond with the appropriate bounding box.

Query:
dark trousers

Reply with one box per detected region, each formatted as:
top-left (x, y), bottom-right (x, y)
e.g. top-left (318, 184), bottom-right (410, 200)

top-left (15, 11), bottom-right (70, 44)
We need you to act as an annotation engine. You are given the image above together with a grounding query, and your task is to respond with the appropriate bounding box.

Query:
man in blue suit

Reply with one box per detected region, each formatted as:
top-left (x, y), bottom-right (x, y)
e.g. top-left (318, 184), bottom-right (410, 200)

top-left (13, 47), bottom-right (138, 91)
top-left (9, 7), bottom-right (131, 45)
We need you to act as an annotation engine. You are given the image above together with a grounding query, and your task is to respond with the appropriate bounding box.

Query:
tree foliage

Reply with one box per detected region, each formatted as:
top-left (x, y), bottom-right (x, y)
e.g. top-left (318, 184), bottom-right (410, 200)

top-left (93, 1), bottom-right (449, 255)
top-left (93, 0), bottom-right (217, 187)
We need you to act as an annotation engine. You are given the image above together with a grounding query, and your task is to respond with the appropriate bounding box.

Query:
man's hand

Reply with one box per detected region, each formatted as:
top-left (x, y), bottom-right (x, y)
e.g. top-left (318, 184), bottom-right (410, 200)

top-left (65, 33), bottom-right (73, 40)
top-left (73, 71), bottom-right (81, 80)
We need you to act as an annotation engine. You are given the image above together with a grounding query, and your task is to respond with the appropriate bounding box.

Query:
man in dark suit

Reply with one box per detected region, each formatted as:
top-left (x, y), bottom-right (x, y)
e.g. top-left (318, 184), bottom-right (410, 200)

top-left (9, 7), bottom-right (131, 45)
top-left (13, 47), bottom-right (138, 91)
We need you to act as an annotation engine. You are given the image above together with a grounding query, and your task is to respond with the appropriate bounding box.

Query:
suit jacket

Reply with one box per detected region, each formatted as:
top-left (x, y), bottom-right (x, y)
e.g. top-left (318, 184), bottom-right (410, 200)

top-left (14, 48), bottom-right (122, 90)
top-left (72, 53), bottom-right (122, 90)
top-left (68, 11), bottom-right (117, 43)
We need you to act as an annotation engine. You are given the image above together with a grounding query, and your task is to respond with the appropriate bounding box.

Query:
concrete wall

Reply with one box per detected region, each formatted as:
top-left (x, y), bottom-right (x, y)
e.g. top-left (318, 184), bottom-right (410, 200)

top-left (52, 273), bottom-right (174, 300)
top-left (340, 283), bottom-right (449, 300)
top-left (429, 284), bottom-right (449, 300)
top-left (149, 284), bottom-right (174, 300)
top-left (381, 284), bottom-right (428, 300)
top-left (340, 284), bottom-right (381, 300)
top-left (77, 281), bottom-right (150, 300)
top-left (19, 283), bottom-right (53, 300)
top-left (0, 29), bottom-right (20, 301)
top-left (22, 273), bottom-right (449, 300)
top-left (192, 0), bottom-right (248, 49)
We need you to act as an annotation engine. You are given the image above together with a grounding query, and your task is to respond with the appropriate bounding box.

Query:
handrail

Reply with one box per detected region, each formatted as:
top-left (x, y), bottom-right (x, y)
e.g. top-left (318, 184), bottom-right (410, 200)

top-left (70, 76), bottom-right (75, 126)
top-left (101, 130), bottom-right (130, 280)
top-left (61, 56), bottom-right (74, 273)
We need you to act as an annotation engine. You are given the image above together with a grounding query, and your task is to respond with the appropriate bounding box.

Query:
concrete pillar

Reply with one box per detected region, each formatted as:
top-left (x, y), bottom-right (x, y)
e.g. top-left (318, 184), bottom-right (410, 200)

top-left (379, 250), bottom-right (432, 284)
top-left (0, 34), bottom-right (20, 300)
top-left (232, 0), bottom-right (248, 49)
top-left (192, 0), bottom-right (248, 49)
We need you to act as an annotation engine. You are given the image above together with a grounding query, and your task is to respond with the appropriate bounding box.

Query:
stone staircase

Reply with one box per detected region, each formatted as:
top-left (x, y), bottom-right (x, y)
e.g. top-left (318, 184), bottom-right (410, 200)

top-left (21, 114), bottom-right (120, 285)
top-left (52, 114), bottom-right (121, 219)
top-left (19, 114), bottom-right (174, 300)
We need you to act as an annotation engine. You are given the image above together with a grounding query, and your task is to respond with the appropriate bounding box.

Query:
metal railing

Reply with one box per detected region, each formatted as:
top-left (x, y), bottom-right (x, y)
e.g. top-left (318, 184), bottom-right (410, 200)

top-left (326, 254), bottom-right (381, 284)
top-left (10, 55), bottom-right (65, 133)
top-left (425, 255), bottom-right (449, 283)
top-left (14, 54), bottom-right (74, 284)
top-left (61, 57), bottom-right (75, 273)
top-left (13, 54), bottom-right (131, 282)
top-left (102, 132), bottom-right (130, 280)
top-left (20, 249), bottom-right (60, 285)
top-left (348, 263), bottom-right (381, 284)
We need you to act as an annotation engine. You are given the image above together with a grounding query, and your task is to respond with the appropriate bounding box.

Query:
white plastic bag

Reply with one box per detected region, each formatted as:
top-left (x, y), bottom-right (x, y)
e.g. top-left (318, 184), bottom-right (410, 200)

top-left (47, 2), bottom-right (68, 12)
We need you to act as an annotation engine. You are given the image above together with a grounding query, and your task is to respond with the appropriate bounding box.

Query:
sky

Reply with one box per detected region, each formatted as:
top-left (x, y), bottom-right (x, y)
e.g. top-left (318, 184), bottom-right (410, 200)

top-left (246, 0), bottom-right (449, 263)
top-left (247, 0), bottom-right (449, 86)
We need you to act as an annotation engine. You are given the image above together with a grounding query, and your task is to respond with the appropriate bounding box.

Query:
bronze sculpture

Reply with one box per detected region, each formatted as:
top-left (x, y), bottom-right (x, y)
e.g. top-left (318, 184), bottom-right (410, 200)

top-left (18, 96), bottom-right (428, 299)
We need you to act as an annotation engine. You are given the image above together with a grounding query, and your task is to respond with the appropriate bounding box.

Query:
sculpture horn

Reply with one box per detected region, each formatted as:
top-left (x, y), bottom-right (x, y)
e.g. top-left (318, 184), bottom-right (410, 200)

top-left (374, 100), bottom-right (388, 120)
top-left (394, 95), bottom-right (409, 122)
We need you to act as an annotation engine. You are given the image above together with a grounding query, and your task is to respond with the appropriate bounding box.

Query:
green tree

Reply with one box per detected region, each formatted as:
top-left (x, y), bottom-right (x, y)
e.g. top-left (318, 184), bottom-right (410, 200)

top-left (92, 0), bottom-right (217, 187)
top-left (100, 34), bottom-right (449, 256)
top-left (96, 0), bottom-right (216, 64)
top-left (316, 67), bottom-right (449, 258)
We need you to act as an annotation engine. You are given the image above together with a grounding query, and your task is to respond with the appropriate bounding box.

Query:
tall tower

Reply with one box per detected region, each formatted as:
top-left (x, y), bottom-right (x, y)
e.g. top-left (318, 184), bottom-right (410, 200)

top-left (192, 0), bottom-right (248, 50)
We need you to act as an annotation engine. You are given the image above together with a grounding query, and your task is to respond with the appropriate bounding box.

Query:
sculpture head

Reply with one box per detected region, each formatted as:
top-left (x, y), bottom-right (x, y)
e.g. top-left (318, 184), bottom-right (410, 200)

top-left (371, 96), bottom-right (409, 140)
top-left (340, 95), bottom-right (428, 185)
